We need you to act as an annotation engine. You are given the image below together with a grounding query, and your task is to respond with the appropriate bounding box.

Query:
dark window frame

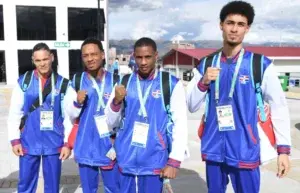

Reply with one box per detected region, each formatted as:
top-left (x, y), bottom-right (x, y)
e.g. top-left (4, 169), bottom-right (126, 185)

top-left (0, 51), bottom-right (6, 83)
top-left (68, 7), bottom-right (105, 41)
top-left (0, 5), bottom-right (4, 40)
top-left (16, 5), bottom-right (56, 40)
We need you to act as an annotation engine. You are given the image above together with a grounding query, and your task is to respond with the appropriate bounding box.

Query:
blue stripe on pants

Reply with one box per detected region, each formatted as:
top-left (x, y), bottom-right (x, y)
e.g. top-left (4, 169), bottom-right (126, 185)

top-left (79, 163), bottom-right (120, 193)
top-left (18, 154), bottom-right (61, 193)
top-left (120, 173), bottom-right (163, 193)
top-left (206, 161), bottom-right (260, 193)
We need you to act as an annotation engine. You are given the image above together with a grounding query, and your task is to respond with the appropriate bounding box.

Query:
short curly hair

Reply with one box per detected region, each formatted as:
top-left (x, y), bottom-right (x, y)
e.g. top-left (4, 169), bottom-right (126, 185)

top-left (220, 1), bottom-right (255, 25)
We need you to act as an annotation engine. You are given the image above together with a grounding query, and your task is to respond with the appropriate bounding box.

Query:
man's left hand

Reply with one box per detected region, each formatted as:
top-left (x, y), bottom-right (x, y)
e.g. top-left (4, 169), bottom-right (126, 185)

top-left (160, 166), bottom-right (178, 179)
top-left (277, 154), bottom-right (290, 178)
top-left (59, 147), bottom-right (71, 160)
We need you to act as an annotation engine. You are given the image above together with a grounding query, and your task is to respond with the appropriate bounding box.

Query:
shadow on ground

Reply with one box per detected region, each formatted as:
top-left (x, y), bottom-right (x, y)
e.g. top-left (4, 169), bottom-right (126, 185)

top-left (169, 168), bottom-right (207, 193)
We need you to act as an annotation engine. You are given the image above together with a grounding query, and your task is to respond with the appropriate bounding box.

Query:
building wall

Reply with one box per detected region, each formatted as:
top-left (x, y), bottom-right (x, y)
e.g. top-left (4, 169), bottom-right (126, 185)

top-left (163, 51), bottom-right (199, 68)
top-left (273, 59), bottom-right (300, 74)
top-left (0, 0), bottom-right (108, 179)
top-left (163, 64), bottom-right (191, 79)
top-left (0, 0), bottom-right (108, 85)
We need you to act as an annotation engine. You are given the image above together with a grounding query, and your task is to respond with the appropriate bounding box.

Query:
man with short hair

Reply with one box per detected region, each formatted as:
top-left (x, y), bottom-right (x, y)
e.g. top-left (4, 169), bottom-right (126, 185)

top-left (105, 37), bottom-right (188, 193)
top-left (7, 42), bottom-right (71, 193)
top-left (186, 1), bottom-right (291, 193)
top-left (63, 38), bottom-right (120, 193)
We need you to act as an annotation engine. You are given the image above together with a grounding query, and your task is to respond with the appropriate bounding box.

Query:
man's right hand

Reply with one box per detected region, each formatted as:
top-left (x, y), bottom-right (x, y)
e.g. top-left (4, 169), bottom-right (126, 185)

top-left (77, 90), bottom-right (87, 105)
top-left (114, 85), bottom-right (127, 104)
top-left (12, 144), bottom-right (24, 156)
top-left (201, 67), bottom-right (221, 85)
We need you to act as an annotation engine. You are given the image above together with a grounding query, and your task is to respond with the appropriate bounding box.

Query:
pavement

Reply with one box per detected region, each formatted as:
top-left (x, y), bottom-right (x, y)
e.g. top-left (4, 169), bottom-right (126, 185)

top-left (0, 86), bottom-right (300, 193)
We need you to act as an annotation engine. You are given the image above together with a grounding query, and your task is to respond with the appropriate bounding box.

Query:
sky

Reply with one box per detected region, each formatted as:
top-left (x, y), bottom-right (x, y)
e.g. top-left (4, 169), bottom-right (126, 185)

top-left (108, 0), bottom-right (300, 43)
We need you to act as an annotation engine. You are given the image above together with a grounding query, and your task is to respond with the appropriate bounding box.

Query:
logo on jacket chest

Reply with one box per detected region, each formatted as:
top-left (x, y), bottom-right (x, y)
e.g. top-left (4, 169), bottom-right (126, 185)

top-left (239, 75), bottom-right (250, 84)
top-left (152, 89), bottom-right (161, 99)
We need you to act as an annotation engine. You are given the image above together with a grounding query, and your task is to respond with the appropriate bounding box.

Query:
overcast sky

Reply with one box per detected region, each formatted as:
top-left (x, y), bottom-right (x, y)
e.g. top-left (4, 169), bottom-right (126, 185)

top-left (108, 0), bottom-right (300, 43)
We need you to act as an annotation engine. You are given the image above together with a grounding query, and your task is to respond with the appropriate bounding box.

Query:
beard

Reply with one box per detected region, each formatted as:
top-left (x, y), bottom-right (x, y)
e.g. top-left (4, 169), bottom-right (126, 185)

top-left (226, 40), bottom-right (240, 47)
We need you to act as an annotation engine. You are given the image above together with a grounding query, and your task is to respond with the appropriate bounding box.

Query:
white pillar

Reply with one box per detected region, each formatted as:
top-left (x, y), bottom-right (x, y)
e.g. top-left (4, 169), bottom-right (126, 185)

top-left (104, 0), bottom-right (109, 69)
top-left (3, 3), bottom-right (18, 85)
top-left (55, 4), bottom-right (69, 79)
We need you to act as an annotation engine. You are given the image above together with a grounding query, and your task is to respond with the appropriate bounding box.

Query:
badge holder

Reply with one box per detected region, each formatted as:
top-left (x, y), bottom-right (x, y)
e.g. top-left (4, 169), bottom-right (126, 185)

top-left (94, 112), bottom-right (111, 138)
top-left (40, 106), bottom-right (54, 131)
top-left (216, 105), bottom-right (235, 131)
top-left (131, 117), bottom-right (149, 148)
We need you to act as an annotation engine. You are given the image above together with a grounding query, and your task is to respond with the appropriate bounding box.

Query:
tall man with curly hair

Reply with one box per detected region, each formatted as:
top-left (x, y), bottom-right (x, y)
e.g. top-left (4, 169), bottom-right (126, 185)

top-left (187, 1), bottom-right (291, 192)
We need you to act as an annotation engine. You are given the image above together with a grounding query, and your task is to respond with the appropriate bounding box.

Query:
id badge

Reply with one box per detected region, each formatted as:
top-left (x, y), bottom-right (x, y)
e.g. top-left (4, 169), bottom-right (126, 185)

top-left (131, 122), bottom-right (149, 148)
top-left (94, 115), bottom-right (111, 138)
top-left (40, 110), bottom-right (54, 131)
top-left (216, 105), bottom-right (235, 131)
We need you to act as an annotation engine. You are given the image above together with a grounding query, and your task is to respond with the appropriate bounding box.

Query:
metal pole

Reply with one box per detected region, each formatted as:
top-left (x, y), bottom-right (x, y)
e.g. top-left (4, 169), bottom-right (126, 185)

top-left (97, 0), bottom-right (100, 40)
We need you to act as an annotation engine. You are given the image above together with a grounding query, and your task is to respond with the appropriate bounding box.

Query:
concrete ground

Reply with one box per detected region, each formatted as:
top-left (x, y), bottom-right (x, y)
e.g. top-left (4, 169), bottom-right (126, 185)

top-left (0, 86), bottom-right (300, 193)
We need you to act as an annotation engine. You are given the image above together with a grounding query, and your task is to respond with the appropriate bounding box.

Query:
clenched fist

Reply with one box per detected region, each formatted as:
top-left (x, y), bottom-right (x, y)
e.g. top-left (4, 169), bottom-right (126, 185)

top-left (12, 144), bottom-right (24, 156)
top-left (201, 67), bottom-right (221, 85)
top-left (77, 90), bottom-right (87, 105)
top-left (114, 85), bottom-right (127, 104)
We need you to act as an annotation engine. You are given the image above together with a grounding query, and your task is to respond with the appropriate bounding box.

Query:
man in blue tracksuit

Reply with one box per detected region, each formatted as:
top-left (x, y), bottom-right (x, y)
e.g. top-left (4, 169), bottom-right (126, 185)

top-left (7, 43), bottom-right (71, 193)
top-left (113, 58), bottom-right (120, 75)
top-left (63, 38), bottom-right (120, 193)
top-left (128, 53), bottom-right (138, 72)
top-left (105, 37), bottom-right (188, 193)
top-left (187, 1), bottom-right (291, 193)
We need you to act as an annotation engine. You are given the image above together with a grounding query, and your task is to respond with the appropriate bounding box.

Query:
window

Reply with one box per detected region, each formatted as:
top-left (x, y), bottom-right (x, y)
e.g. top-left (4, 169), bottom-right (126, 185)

top-left (68, 7), bottom-right (105, 41)
top-left (18, 50), bottom-right (58, 76)
top-left (69, 50), bottom-right (84, 79)
top-left (0, 5), bottom-right (4, 40)
top-left (0, 51), bottom-right (6, 83)
top-left (16, 6), bottom-right (56, 40)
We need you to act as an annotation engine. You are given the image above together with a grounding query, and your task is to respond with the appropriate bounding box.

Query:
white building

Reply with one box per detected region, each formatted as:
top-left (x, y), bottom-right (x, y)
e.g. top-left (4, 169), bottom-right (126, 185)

top-left (0, 0), bottom-right (108, 86)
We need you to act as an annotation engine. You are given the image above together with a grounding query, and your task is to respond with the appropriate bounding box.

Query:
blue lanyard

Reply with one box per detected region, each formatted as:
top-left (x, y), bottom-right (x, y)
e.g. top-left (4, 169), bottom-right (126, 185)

top-left (215, 49), bottom-right (245, 103)
top-left (136, 75), bottom-right (153, 118)
top-left (39, 73), bottom-right (55, 108)
top-left (90, 72), bottom-right (106, 111)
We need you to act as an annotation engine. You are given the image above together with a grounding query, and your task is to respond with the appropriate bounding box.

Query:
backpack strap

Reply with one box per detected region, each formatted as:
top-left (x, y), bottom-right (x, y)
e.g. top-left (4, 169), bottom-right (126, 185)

top-left (74, 72), bottom-right (83, 92)
top-left (199, 49), bottom-right (220, 121)
top-left (21, 70), bottom-right (34, 91)
top-left (59, 78), bottom-right (69, 118)
top-left (120, 74), bottom-right (131, 111)
top-left (201, 48), bottom-right (222, 74)
top-left (121, 74), bottom-right (130, 88)
top-left (60, 78), bottom-right (69, 95)
top-left (161, 71), bottom-right (171, 113)
top-left (252, 53), bottom-right (263, 87)
top-left (252, 53), bottom-right (267, 122)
